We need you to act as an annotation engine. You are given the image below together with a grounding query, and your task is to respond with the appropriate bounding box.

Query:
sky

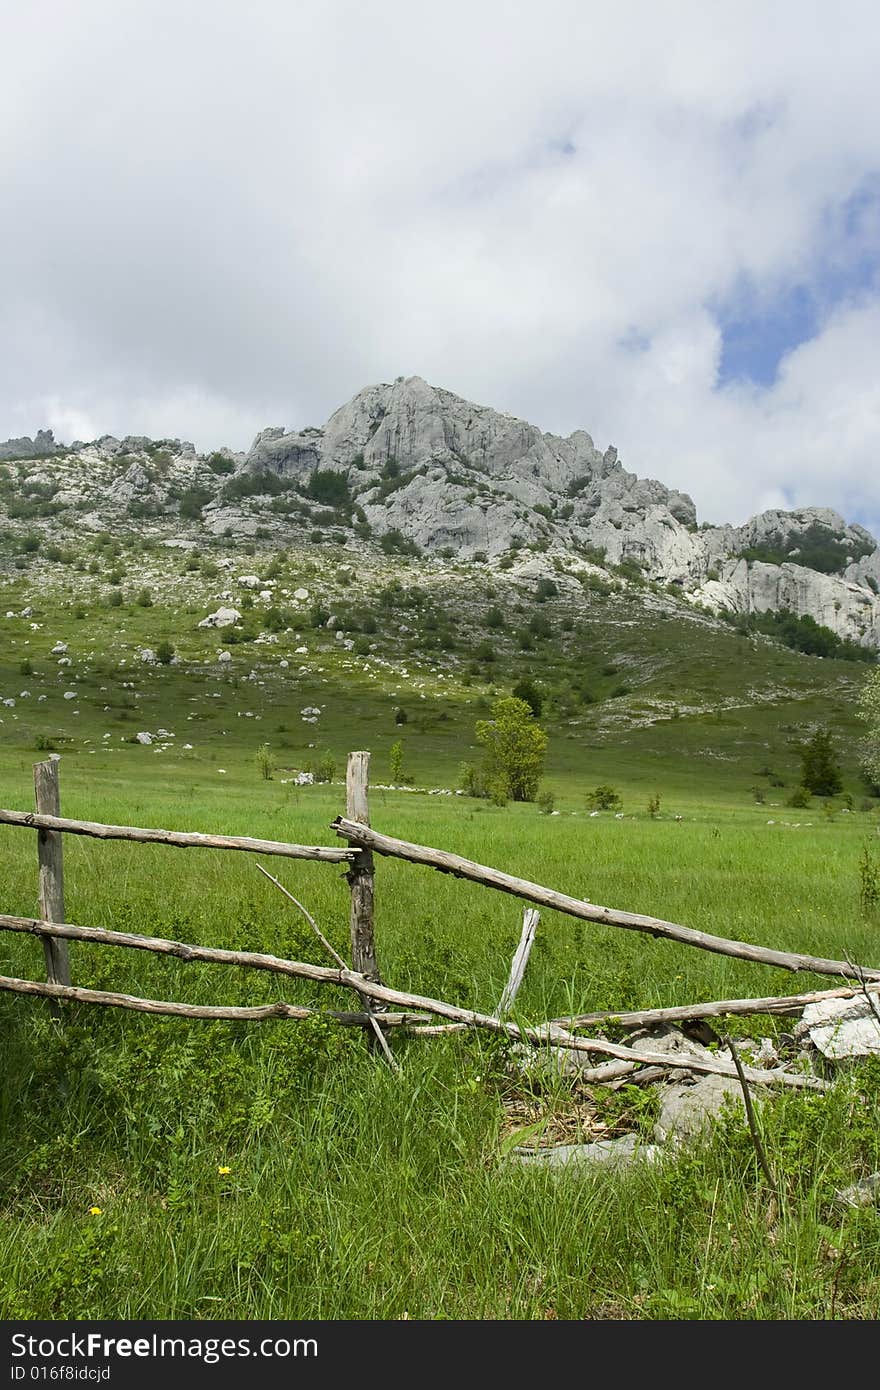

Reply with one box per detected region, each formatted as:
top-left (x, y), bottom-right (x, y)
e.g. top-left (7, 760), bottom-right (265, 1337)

top-left (2, 0), bottom-right (879, 533)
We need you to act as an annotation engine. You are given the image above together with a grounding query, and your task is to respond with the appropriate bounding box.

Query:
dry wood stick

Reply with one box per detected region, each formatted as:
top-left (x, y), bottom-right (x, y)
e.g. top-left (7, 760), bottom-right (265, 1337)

top-left (33, 758), bottom-right (70, 987)
top-left (493, 909), bottom-right (539, 1019)
top-left (332, 817), bottom-right (880, 982)
top-left (847, 957), bottom-right (880, 1037)
top-left (0, 974), bottom-right (351, 1022)
top-left (0, 807), bottom-right (354, 862)
top-left (725, 1036), bottom-right (780, 1204)
top-left (256, 863), bottom-right (399, 1071)
top-left (548, 981), bottom-right (880, 1031)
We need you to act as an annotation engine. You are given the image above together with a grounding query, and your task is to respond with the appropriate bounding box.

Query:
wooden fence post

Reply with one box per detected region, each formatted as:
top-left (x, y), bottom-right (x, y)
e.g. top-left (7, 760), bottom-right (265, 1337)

top-left (345, 751), bottom-right (381, 986)
top-left (33, 757), bottom-right (71, 987)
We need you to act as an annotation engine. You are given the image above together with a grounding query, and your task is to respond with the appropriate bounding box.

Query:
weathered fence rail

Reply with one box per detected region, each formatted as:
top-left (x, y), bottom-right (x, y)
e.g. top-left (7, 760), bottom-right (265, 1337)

top-left (0, 806), bottom-right (355, 862)
top-left (330, 815), bottom-right (880, 983)
top-left (0, 751), bottom-right (876, 1091)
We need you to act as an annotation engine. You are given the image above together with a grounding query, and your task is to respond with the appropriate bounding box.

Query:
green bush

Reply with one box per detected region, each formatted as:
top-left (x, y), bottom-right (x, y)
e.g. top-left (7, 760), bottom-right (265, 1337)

top-left (786, 786), bottom-right (812, 808)
top-left (587, 784), bottom-right (622, 811)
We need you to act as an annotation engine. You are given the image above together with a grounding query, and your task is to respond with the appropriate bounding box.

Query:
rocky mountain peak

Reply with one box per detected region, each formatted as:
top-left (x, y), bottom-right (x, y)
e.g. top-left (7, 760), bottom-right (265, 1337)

top-left (1, 378), bottom-right (878, 650)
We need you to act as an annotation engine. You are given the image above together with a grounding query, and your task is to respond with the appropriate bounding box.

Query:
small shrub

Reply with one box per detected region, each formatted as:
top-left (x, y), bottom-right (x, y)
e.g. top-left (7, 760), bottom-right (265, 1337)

top-left (255, 743), bottom-right (274, 781)
top-left (307, 750), bottom-right (335, 783)
top-left (537, 789), bottom-right (555, 815)
top-left (136, 589), bottom-right (153, 608)
top-left (458, 762), bottom-right (488, 798)
top-left (587, 785), bottom-right (621, 811)
top-left (155, 640), bottom-right (175, 665)
top-left (647, 793), bottom-right (661, 818)
top-left (535, 577), bottom-right (558, 602)
top-left (389, 740), bottom-right (405, 784)
top-left (860, 843), bottom-right (879, 913)
top-left (511, 677), bottom-right (543, 718)
top-left (394, 707), bottom-right (408, 726)
top-left (786, 786), bottom-right (812, 808)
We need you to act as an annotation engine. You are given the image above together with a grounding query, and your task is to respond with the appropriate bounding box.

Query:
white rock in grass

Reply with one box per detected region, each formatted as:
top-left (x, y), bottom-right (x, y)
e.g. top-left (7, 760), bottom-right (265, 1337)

top-left (135, 731), bottom-right (153, 744)
top-left (199, 608), bottom-right (241, 629)
top-left (293, 588), bottom-right (309, 601)
top-left (63, 691), bottom-right (76, 700)
top-left (803, 998), bottom-right (880, 1060)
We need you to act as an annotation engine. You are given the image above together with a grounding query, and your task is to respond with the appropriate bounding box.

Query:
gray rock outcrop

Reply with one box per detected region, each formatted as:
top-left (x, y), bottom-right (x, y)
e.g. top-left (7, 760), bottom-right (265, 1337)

top-left (0, 428), bottom-right (63, 461)
top-left (3, 376), bottom-right (879, 649)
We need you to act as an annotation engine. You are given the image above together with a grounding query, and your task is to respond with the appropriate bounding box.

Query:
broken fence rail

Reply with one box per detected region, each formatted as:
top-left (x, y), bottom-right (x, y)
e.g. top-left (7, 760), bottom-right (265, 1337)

top-left (331, 816), bottom-right (880, 984)
top-left (0, 915), bottom-right (824, 1089)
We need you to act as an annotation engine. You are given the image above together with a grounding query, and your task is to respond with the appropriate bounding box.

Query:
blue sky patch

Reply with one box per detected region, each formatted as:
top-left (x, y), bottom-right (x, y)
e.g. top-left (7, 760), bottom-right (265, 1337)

top-left (717, 178), bottom-right (880, 388)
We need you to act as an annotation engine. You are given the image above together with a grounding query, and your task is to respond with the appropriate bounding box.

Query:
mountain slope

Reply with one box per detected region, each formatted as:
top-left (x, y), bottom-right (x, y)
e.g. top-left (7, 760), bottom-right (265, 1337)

top-left (1, 375), bottom-right (878, 649)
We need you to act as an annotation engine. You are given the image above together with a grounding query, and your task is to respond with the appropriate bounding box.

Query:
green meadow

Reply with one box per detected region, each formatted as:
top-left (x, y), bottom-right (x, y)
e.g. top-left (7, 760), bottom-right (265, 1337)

top-left (1, 535), bottom-right (879, 1319)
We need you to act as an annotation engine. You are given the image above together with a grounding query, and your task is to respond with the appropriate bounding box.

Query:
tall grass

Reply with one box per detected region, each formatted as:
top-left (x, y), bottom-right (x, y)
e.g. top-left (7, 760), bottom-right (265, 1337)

top-left (2, 777), bottom-right (880, 1319)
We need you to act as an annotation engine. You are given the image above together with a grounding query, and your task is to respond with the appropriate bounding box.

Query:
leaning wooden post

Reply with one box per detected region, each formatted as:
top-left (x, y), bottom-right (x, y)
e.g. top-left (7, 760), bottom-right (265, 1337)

top-left (345, 751), bottom-right (381, 987)
top-left (33, 757), bottom-right (71, 987)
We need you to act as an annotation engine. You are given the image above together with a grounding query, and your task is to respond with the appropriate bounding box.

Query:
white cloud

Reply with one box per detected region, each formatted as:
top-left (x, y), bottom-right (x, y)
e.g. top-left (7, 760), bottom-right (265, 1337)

top-left (1, 0), bottom-right (879, 528)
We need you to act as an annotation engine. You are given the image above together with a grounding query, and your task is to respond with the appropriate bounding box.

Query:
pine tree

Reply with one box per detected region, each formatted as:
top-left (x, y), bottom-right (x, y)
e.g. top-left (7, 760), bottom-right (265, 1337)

top-left (800, 727), bottom-right (842, 796)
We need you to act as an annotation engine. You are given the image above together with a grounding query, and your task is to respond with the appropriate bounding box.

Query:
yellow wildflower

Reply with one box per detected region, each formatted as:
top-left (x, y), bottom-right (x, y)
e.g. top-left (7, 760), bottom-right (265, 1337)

top-left (89, 1206), bottom-right (102, 1216)
top-left (217, 1166), bottom-right (231, 1176)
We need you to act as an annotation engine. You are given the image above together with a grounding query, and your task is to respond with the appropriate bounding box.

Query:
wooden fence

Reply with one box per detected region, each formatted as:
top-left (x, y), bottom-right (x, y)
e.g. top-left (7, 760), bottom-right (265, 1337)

top-left (1, 751), bottom-right (879, 1090)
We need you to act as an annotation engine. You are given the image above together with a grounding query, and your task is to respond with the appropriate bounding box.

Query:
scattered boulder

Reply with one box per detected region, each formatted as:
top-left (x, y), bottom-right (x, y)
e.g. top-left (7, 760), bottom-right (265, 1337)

top-left (198, 607), bottom-right (242, 629)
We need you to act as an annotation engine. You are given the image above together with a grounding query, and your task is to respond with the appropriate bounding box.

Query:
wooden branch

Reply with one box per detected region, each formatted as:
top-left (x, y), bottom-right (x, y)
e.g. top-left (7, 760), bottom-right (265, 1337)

top-left (726, 1036), bottom-right (779, 1203)
top-left (0, 807), bottom-right (354, 863)
top-left (550, 981), bottom-right (880, 1031)
top-left (0, 913), bottom-right (824, 1086)
top-left (256, 864), bottom-right (347, 968)
top-left (33, 759), bottom-right (70, 987)
top-left (0, 973), bottom-right (411, 1025)
top-left (256, 862), bottom-right (399, 1071)
top-left (494, 909), bottom-right (539, 1019)
top-left (332, 817), bottom-right (880, 982)
top-left (0, 911), bottom-right (352, 986)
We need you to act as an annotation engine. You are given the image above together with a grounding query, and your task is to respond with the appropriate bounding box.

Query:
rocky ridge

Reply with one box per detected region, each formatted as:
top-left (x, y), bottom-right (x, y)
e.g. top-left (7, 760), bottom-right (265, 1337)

top-left (1, 375), bottom-right (878, 649)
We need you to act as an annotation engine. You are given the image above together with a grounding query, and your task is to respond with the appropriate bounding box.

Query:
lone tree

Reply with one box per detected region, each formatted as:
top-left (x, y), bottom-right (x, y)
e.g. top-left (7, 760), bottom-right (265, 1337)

top-left (512, 676), bottom-right (543, 718)
top-left (858, 668), bottom-right (880, 787)
top-left (475, 696), bottom-right (548, 803)
top-left (800, 726), bottom-right (842, 796)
